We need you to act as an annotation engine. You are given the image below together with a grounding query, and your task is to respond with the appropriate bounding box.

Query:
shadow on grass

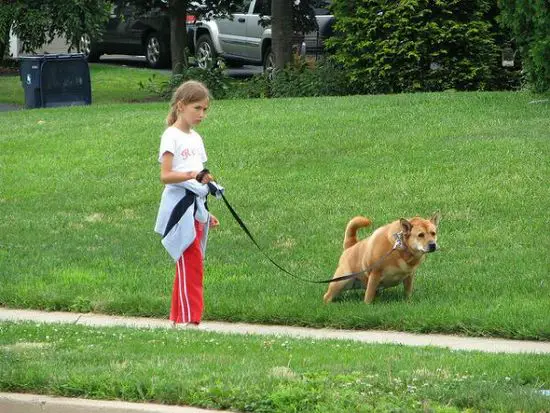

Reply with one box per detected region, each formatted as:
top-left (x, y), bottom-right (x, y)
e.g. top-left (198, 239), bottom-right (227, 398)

top-left (333, 287), bottom-right (405, 304)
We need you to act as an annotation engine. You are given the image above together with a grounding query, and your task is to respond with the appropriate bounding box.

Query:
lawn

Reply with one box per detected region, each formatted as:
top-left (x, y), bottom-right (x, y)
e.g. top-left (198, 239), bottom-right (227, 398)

top-left (1, 322), bottom-right (549, 412)
top-left (1, 87), bottom-right (549, 340)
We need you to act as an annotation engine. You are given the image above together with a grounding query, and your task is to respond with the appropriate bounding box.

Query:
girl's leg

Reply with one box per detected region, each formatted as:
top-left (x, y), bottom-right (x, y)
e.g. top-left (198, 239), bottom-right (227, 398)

top-left (170, 221), bottom-right (205, 324)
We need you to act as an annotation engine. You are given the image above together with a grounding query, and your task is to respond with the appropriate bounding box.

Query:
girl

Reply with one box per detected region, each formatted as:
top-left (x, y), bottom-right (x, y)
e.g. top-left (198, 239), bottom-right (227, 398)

top-left (154, 80), bottom-right (219, 327)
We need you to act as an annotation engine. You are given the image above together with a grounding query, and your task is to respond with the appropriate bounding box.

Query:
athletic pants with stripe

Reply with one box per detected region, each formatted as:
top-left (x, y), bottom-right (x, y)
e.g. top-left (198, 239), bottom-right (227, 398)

top-left (170, 221), bottom-right (204, 324)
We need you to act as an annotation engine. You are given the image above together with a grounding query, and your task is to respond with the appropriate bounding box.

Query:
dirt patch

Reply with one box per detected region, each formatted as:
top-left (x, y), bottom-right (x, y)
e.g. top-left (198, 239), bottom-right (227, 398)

top-left (1, 342), bottom-right (51, 352)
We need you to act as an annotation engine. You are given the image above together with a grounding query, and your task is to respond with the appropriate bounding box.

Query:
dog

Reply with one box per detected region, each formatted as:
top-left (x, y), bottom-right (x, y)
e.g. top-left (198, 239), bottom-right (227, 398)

top-left (323, 213), bottom-right (440, 304)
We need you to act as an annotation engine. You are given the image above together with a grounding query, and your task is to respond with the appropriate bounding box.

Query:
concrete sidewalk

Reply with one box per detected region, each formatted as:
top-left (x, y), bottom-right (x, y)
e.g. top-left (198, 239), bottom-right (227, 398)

top-left (2, 307), bottom-right (549, 354)
top-left (0, 392), bottom-right (223, 413)
top-left (2, 307), bottom-right (549, 413)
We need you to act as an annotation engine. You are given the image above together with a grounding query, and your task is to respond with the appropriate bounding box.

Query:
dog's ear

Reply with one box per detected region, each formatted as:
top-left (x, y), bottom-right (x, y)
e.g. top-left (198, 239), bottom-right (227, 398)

top-left (430, 211), bottom-right (441, 227)
top-left (400, 218), bottom-right (412, 234)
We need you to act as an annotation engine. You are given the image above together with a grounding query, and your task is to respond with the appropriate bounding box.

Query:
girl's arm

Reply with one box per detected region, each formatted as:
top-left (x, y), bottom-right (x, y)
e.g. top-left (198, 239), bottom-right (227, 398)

top-left (160, 152), bottom-right (199, 184)
top-left (160, 152), bottom-right (214, 185)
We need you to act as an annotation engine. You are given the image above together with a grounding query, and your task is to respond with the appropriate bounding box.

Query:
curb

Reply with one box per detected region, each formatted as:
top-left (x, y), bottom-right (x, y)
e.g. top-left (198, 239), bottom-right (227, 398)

top-left (0, 393), bottom-right (222, 413)
top-left (1, 308), bottom-right (549, 354)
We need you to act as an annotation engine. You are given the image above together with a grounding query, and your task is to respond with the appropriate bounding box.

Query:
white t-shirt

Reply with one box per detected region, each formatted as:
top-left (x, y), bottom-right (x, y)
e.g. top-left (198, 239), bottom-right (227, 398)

top-left (158, 126), bottom-right (207, 172)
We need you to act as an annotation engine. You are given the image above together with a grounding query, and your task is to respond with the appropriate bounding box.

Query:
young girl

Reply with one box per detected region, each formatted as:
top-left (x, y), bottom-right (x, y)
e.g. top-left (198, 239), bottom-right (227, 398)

top-left (154, 80), bottom-right (219, 327)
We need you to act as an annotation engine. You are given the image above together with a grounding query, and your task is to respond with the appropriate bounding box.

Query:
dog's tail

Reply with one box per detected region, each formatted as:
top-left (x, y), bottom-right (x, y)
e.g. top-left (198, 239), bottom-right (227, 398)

top-left (343, 216), bottom-right (372, 250)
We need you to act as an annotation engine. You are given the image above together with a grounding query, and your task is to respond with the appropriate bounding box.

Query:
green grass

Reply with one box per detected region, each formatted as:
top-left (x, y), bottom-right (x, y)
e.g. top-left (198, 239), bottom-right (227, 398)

top-left (0, 91), bottom-right (549, 340)
top-left (0, 63), bottom-right (169, 106)
top-left (1, 322), bottom-right (549, 412)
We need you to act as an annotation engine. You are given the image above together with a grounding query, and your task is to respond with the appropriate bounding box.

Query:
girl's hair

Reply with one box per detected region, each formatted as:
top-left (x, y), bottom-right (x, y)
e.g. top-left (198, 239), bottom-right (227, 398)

top-left (166, 80), bottom-right (211, 126)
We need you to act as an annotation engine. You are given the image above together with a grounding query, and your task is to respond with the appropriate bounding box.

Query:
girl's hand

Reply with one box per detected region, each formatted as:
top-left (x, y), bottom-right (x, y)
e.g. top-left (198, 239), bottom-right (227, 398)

top-left (201, 173), bottom-right (214, 184)
top-left (209, 214), bottom-right (220, 228)
top-left (196, 170), bottom-right (214, 184)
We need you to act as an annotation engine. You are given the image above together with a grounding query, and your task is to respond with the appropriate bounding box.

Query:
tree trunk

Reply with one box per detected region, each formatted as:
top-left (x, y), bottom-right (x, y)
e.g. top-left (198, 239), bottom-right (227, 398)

top-left (0, 29), bottom-right (9, 62)
top-left (169, 0), bottom-right (189, 74)
top-left (271, 0), bottom-right (293, 71)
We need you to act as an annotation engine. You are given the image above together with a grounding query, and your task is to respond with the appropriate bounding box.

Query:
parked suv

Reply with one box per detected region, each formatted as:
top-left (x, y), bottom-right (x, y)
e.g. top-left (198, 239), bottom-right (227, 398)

top-left (80, 0), bottom-right (195, 69)
top-left (194, 0), bottom-right (333, 72)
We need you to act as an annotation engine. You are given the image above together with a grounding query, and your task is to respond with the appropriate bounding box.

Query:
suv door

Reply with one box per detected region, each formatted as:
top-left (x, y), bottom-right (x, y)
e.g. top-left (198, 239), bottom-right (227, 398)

top-left (245, 0), bottom-right (271, 61)
top-left (102, 2), bottom-right (142, 54)
top-left (216, 1), bottom-right (252, 57)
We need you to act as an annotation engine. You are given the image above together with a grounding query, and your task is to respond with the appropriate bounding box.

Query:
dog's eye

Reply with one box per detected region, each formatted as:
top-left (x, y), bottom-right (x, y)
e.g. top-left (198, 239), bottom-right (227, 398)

top-left (430, 231), bottom-right (436, 236)
top-left (418, 233), bottom-right (425, 238)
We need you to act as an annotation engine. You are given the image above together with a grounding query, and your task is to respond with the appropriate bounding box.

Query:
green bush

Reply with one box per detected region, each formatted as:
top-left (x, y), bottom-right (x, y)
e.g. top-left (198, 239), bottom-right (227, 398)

top-left (139, 64), bottom-right (231, 99)
top-left (327, 0), bottom-right (511, 94)
top-left (143, 58), bottom-right (355, 100)
top-left (230, 58), bottom-right (354, 99)
top-left (270, 58), bottom-right (353, 97)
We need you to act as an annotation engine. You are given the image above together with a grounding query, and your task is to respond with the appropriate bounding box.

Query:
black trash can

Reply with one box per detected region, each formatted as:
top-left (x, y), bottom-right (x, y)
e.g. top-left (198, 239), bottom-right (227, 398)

top-left (19, 54), bottom-right (92, 109)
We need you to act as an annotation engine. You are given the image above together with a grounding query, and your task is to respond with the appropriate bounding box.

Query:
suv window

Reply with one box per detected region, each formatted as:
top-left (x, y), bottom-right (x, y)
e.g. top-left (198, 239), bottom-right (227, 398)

top-left (241, 0), bottom-right (252, 13)
top-left (252, 0), bottom-right (271, 15)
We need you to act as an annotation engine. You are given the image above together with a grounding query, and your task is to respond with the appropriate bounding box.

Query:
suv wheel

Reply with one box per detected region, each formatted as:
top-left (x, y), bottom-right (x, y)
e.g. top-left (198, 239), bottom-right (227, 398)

top-left (196, 35), bottom-right (217, 69)
top-left (263, 47), bottom-right (275, 79)
top-left (146, 32), bottom-right (169, 69)
top-left (79, 33), bottom-right (100, 62)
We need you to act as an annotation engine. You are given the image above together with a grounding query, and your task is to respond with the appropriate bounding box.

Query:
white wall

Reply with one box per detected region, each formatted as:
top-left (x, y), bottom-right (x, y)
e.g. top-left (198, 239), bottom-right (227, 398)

top-left (9, 30), bottom-right (74, 58)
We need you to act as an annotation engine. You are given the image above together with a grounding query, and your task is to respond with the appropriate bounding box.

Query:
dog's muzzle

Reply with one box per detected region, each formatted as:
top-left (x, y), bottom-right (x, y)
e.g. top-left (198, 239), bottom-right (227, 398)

top-left (427, 242), bottom-right (437, 253)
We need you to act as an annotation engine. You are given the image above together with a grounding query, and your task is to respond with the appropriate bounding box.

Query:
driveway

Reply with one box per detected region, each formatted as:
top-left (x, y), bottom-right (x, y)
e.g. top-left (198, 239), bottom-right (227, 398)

top-left (0, 103), bottom-right (21, 112)
top-left (99, 54), bottom-right (263, 78)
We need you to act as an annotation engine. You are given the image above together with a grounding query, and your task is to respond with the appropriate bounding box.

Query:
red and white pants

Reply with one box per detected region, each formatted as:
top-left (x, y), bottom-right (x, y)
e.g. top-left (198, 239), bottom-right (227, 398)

top-left (170, 221), bottom-right (205, 324)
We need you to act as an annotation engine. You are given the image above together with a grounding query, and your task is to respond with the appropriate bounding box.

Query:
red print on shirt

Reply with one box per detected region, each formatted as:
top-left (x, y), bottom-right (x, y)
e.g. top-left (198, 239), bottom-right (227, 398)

top-left (181, 148), bottom-right (192, 159)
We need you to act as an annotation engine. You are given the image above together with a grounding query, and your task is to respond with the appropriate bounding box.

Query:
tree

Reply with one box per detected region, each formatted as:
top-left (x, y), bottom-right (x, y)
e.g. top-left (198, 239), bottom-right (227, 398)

top-left (0, 3), bottom-right (15, 60)
top-left (271, 0), bottom-right (293, 70)
top-left (0, 0), bottom-right (237, 73)
top-left (271, 0), bottom-right (317, 71)
top-left (168, 0), bottom-right (189, 74)
top-left (498, 0), bottom-right (550, 92)
top-left (0, 0), bottom-right (111, 62)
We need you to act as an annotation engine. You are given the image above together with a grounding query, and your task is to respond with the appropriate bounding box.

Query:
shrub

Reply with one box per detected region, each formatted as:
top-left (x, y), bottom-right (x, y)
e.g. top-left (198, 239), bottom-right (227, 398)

top-left (270, 58), bottom-right (353, 97)
top-left (229, 58), bottom-right (354, 99)
top-left (143, 58), bottom-right (355, 101)
top-left (327, 0), bottom-right (509, 94)
top-left (139, 64), bottom-right (231, 100)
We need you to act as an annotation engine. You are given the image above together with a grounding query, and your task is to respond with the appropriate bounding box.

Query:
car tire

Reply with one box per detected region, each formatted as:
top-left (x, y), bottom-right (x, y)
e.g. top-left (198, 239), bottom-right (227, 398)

top-left (195, 35), bottom-right (217, 69)
top-left (145, 32), bottom-right (170, 69)
top-left (263, 46), bottom-right (275, 79)
top-left (80, 33), bottom-right (100, 62)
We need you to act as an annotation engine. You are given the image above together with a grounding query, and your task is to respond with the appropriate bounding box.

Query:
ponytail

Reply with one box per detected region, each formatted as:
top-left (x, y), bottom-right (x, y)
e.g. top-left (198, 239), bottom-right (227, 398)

top-left (166, 106), bottom-right (178, 126)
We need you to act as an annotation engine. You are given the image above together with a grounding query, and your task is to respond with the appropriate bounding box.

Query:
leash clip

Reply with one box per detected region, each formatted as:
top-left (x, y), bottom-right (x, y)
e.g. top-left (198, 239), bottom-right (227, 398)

top-left (393, 231), bottom-right (404, 250)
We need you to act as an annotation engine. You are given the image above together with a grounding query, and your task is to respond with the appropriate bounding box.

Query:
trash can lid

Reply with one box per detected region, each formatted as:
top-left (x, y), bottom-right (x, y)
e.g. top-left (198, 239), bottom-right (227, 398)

top-left (19, 53), bottom-right (86, 61)
top-left (43, 53), bottom-right (86, 60)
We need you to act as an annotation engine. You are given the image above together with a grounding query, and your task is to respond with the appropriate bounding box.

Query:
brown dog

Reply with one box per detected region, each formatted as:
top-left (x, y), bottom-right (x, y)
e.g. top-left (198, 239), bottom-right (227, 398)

top-left (323, 213), bottom-right (440, 304)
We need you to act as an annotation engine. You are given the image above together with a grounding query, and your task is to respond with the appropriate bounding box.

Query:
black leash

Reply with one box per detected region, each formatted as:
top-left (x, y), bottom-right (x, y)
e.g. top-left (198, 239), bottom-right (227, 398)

top-left (218, 190), bottom-right (399, 284)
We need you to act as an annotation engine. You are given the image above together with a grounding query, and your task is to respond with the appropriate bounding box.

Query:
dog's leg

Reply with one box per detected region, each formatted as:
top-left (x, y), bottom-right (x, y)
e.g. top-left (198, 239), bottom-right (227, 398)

top-left (364, 272), bottom-right (381, 304)
top-left (403, 274), bottom-right (415, 299)
top-left (323, 287), bottom-right (334, 303)
top-left (323, 281), bottom-right (345, 303)
top-left (323, 268), bottom-right (349, 303)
